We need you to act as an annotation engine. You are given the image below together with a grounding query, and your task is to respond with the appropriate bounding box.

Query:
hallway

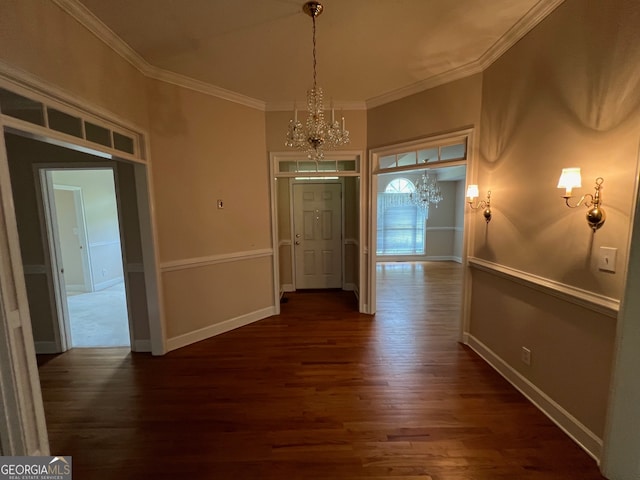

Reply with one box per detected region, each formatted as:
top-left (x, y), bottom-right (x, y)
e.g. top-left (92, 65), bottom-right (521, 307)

top-left (37, 262), bottom-right (605, 479)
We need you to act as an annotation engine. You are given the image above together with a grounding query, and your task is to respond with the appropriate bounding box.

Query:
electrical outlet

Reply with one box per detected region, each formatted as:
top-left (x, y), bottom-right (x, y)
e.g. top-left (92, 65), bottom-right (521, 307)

top-left (521, 347), bottom-right (532, 366)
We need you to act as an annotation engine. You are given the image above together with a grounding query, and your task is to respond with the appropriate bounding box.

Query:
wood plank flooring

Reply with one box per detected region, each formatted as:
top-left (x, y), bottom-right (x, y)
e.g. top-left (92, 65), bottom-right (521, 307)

top-left (37, 261), bottom-right (607, 479)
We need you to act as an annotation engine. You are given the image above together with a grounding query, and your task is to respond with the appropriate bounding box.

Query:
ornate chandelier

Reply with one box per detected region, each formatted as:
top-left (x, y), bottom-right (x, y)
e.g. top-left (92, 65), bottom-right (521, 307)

top-left (411, 171), bottom-right (443, 210)
top-left (285, 1), bottom-right (349, 160)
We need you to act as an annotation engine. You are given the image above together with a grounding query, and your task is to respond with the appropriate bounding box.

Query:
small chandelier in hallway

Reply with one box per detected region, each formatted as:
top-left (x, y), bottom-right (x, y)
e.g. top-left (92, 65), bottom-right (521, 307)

top-left (285, 1), bottom-right (350, 160)
top-left (411, 170), bottom-right (443, 211)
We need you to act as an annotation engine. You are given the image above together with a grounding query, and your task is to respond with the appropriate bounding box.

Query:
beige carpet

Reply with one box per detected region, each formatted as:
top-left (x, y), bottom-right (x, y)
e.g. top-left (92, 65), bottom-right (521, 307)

top-left (66, 281), bottom-right (130, 348)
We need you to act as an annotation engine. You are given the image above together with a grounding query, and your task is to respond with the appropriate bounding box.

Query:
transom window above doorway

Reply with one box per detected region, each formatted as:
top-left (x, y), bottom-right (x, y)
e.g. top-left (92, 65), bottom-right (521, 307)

top-left (378, 139), bottom-right (466, 170)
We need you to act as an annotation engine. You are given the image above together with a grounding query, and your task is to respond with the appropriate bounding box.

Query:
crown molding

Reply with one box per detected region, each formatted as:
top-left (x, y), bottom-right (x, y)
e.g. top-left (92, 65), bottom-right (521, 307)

top-left (51, 0), bottom-right (563, 112)
top-left (366, 0), bottom-right (565, 108)
top-left (50, 0), bottom-right (266, 111)
top-left (147, 67), bottom-right (266, 111)
top-left (366, 60), bottom-right (484, 109)
top-left (478, 0), bottom-right (565, 69)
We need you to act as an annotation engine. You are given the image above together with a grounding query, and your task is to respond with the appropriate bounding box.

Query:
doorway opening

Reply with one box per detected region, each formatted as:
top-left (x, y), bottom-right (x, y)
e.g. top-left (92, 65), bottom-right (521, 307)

top-left (369, 130), bottom-right (472, 338)
top-left (42, 168), bottom-right (130, 348)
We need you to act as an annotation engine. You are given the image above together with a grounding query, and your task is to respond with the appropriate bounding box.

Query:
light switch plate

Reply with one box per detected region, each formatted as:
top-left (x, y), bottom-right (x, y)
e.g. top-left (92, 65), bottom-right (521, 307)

top-left (599, 246), bottom-right (617, 273)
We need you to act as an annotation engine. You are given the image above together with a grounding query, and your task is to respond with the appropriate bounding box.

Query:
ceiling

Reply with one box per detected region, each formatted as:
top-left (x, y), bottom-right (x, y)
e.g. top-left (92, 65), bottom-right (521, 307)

top-left (74, 0), bottom-right (555, 108)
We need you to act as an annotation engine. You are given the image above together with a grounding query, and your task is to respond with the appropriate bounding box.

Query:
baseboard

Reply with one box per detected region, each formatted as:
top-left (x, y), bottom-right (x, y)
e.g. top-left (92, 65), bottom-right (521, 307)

top-left (465, 334), bottom-right (603, 462)
top-left (94, 276), bottom-right (124, 291)
top-left (34, 341), bottom-right (59, 354)
top-left (281, 283), bottom-right (295, 293)
top-left (166, 306), bottom-right (277, 352)
top-left (132, 340), bottom-right (151, 352)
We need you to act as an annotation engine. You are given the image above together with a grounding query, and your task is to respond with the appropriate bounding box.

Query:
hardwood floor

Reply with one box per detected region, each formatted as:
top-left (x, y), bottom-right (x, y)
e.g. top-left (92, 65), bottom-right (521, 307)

top-left (37, 261), bottom-right (606, 479)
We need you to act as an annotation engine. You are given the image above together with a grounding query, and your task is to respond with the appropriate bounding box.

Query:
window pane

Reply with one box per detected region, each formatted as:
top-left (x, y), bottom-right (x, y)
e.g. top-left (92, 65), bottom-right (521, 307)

top-left (379, 155), bottom-right (396, 169)
top-left (0, 88), bottom-right (45, 126)
top-left (113, 132), bottom-right (135, 154)
top-left (418, 147), bottom-right (439, 163)
top-left (317, 160), bottom-right (337, 172)
top-left (337, 160), bottom-right (356, 171)
top-left (397, 152), bottom-right (417, 167)
top-left (85, 122), bottom-right (112, 147)
top-left (440, 142), bottom-right (466, 161)
top-left (376, 193), bottom-right (425, 255)
top-left (297, 161), bottom-right (317, 172)
top-left (47, 108), bottom-right (83, 138)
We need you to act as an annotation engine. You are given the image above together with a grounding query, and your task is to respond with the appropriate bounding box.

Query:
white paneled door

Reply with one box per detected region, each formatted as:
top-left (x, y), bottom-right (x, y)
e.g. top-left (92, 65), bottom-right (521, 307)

top-left (293, 183), bottom-right (342, 289)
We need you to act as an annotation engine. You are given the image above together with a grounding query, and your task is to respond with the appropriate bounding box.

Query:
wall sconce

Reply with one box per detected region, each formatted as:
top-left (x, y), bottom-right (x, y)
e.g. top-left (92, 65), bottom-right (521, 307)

top-left (557, 168), bottom-right (605, 232)
top-left (466, 185), bottom-right (492, 223)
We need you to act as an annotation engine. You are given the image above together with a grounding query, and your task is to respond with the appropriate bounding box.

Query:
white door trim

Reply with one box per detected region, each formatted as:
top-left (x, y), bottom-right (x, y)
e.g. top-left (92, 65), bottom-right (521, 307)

top-left (367, 128), bottom-right (473, 334)
top-left (269, 151), bottom-right (367, 313)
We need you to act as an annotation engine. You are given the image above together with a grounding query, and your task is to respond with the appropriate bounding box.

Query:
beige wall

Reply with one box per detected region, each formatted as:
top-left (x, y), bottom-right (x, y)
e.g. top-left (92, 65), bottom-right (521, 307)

top-left (367, 74), bottom-right (483, 149)
top-left (147, 79), bottom-right (274, 339)
top-left (469, 0), bottom-right (640, 442)
top-left (0, 0), bottom-right (149, 128)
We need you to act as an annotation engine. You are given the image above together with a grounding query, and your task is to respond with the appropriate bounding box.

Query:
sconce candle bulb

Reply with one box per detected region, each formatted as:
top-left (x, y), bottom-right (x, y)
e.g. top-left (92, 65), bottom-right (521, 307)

top-left (466, 185), bottom-right (492, 223)
top-left (557, 168), bottom-right (606, 232)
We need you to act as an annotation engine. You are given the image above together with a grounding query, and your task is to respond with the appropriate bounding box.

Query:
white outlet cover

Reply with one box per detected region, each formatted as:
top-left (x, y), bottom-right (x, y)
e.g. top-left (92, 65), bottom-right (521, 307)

top-left (599, 246), bottom-right (617, 273)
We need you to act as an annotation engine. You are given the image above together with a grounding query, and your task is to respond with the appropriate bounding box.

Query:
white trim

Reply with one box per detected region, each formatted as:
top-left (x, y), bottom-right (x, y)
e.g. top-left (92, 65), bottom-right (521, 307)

top-left (468, 257), bottom-right (619, 318)
top-left (476, 0), bottom-right (565, 69)
top-left (166, 306), bottom-right (276, 352)
top-left (425, 226), bottom-right (457, 231)
top-left (148, 68), bottom-right (266, 111)
top-left (33, 342), bottom-right (59, 355)
top-left (49, 0), bottom-right (266, 111)
top-left (466, 334), bottom-right (603, 462)
top-left (160, 249), bottom-right (273, 273)
top-left (281, 283), bottom-right (295, 293)
top-left (366, 0), bottom-right (565, 108)
top-left (51, 0), bottom-right (564, 110)
top-left (0, 59), bottom-right (146, 137)
top-left (367, 61), bottom-right (484, 109)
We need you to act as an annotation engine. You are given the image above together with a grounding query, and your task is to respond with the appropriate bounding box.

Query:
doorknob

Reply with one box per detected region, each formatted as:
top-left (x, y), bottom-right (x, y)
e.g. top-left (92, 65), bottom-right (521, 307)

top-left (295, 241), bottom-right (301, 245)
top-left (295, 234), bottom-right (301, 238)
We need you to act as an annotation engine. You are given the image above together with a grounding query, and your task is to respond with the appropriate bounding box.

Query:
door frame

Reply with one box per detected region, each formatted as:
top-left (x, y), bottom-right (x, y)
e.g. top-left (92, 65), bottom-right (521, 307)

top-left (291, 180), bottom-right (344, 289)
top-left (38, 165), bottom-right (133, 352)
top-left (368, 129), bottom-right (474, 338)
top-left (269, 151), bottom-right (368, 314)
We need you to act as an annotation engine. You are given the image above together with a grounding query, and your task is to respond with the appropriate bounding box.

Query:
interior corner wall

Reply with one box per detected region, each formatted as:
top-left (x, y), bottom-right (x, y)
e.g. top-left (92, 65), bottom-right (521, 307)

top-left (469, 0), bottom-right (640, 457)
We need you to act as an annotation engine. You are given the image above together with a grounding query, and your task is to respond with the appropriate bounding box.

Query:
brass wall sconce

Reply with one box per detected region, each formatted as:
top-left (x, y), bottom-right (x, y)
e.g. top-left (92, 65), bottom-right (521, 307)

top-left (557, 168), bottom-right (605, 232)
top-left (466, 185), bottom-right (492, 223)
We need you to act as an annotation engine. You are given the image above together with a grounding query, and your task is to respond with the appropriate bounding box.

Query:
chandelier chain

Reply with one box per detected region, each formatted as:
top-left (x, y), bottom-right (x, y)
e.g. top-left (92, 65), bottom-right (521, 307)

top-left (285, 1), bottom-right (350, 161)
top-left (312, 14), bottom-right (317, 89)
